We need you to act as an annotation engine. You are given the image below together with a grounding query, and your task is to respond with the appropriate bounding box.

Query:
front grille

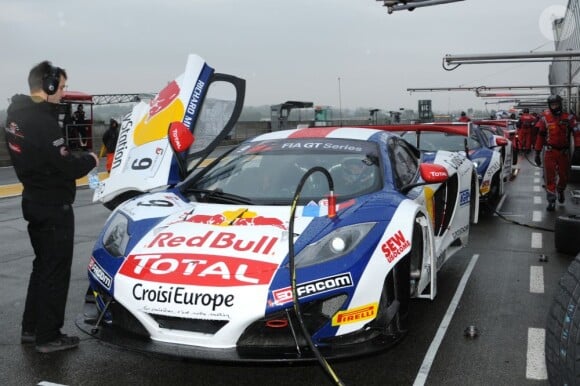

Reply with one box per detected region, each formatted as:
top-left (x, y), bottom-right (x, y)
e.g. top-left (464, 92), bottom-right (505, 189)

top-left (149, 313), bottom-right (228, 334)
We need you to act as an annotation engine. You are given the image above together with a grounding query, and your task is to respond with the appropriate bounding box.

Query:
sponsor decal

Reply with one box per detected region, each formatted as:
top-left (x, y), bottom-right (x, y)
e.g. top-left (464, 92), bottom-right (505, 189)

top-left (118, 252), bottom-right (278, 286)
top-left (131, 282), bottom-right (234, 311)
top-left (480, 180), bottom-right (490, 195)
top-left (149, 80), bottom-right (180, 119)
top-left (280, 142), bottom-right (363, 152)
top-left (452, 224), bottom-right (469, 239)
top-left (459, 189), bottom-right (470, 206)
top-left (271, 273), bottom-right (353, 305)
top-left (179, 208), bottom-right (287, 230)
top-left (111, 117), bottom-right (133, 171)
top-left (443, 153), bottom-right (464, 170)
top-left (88, 256), bottom-right (112, 290)
top-left (332, 303), bottom-right (378, 326)
top-left (381, 230), bottom-right (411, 263)
top-left (146, 230), bottom-right (278, 256)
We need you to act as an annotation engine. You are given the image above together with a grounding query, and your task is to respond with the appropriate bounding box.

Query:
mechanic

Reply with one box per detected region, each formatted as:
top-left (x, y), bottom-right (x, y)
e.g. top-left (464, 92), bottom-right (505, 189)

top-left (102, 118), bottom-right (119, 173)
top-left (534, 94), bottom-right (576, 211)
top-left (4, 60), bottom-right (99, 353)
top-left (72, 103), bottom-right (87, 149)
top-left (517, 108), bottom-right (535, 153)
top-left (458, 111), bottom-right (471, 122)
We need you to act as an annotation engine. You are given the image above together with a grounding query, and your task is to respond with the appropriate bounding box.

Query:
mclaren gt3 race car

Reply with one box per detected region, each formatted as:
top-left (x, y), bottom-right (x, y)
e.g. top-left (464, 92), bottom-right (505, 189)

top-left (378, 123), bottom-right (510, 210)
top-left (77, 55), bottom-right (479, 362)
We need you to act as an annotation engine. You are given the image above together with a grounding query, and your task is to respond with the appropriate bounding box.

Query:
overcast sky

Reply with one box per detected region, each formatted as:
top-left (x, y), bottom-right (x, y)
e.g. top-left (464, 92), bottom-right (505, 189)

top-left (0, 0), bottom-right (571, 114)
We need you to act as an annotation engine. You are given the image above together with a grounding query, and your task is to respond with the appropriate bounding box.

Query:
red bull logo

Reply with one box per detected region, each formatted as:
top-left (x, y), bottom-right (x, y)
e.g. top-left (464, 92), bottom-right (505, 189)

top-left (181, 208), bottom-right (287, 230)
top-left (149, 80), bottom-right (180, 119)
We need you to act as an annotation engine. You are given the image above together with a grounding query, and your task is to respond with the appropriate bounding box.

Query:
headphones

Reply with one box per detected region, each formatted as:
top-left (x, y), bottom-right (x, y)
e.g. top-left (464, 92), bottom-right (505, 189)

top-left (42, 65), bottom-right (60, 95)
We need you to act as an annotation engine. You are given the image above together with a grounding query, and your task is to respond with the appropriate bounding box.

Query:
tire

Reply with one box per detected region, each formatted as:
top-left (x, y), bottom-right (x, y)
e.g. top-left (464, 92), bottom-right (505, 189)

top-left (375, 229), bottom-right (415, 336)
top-left (546, 253), bottom-right (580, 385)
top-left (555, 215), bottom-right (580, 256)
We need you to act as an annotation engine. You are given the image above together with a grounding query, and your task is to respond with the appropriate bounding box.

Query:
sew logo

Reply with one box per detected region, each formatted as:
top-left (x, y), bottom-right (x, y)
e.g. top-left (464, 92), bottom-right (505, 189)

top-left (381, 230), bottom-right (411, 263)
top-left (118, 253), bottom-right (278, 286)
top-left (332, 303), bottom-right (377, 326)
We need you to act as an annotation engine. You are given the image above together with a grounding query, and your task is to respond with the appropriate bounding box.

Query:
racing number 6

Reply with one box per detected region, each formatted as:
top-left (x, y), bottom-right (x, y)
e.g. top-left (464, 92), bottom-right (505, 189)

top-left (132, 158), bottom-right (152, 170)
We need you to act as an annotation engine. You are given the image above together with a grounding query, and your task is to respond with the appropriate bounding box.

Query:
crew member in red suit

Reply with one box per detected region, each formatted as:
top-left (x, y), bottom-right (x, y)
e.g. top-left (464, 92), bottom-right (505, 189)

top-left (458, 111), bottom-right (471, 122)
top-left (517, 108), bottom-right (535, 152)
top-left (534, 95), bottom-right (576, 211)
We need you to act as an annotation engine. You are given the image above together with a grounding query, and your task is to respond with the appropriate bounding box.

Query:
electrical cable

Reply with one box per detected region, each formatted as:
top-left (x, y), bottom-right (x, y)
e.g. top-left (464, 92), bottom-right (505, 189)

top-left (287, 166), bottom-right (344, 386)
top-left (489, 203), bottom-right (555, 232)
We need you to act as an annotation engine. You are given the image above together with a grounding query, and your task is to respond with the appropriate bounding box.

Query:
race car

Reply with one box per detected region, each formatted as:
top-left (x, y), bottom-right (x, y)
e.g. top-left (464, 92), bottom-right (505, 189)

top-left (77, 54), bottom-right (479, 362)
top-left (473, 119), bottom-right (519, 166)
top-left (377, 123), bottom-right (510, 210)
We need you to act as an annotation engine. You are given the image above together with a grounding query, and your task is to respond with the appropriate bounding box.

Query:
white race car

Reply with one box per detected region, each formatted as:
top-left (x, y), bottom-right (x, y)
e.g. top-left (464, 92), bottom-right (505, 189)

top-left (77, 54), bottom-right (479, 361)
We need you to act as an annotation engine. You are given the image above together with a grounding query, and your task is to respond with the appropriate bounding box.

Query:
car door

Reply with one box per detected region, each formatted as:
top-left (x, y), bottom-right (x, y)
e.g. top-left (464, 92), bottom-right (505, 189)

top-left (93, 54), bottom-right (245, 206)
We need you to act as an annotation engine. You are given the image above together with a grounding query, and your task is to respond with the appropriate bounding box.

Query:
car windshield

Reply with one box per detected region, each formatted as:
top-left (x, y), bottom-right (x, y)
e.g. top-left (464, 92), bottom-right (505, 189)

top-left (397, 131), bottom-right (481, 152)
top-left (183, 138), bottom-right (382, 205)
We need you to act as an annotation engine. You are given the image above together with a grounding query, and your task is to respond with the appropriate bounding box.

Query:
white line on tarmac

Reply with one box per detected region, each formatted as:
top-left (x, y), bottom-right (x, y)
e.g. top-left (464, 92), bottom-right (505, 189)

top-left (529, 266), bottom-right (544, 294)
top-left (38, 382), bottom-right (68, 386)
top-left (533, 178), bottom-right (540, 184)
top-left (531, 233), bottom-right (542, 249)
top-left (533, 196), bottom-right (541, 205)
top-left (413, 254), bottom-right (480, 386)
top-left (534, 171), bottom-right (540, 176)
top-left (526, 328), bottom-right (548, 380)
top-left (533, 186), bottom-right (541, 192)
top-left (532, 211), bottom-right (542, 222)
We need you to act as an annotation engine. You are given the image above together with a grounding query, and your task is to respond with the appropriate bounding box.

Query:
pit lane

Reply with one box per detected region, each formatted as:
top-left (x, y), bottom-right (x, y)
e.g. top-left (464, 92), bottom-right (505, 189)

top-left (0, 156), bottom-right (577, 386)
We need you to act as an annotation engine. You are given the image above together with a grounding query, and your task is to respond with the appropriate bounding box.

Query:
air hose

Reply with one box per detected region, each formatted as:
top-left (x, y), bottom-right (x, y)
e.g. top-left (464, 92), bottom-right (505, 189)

top-left (287, 166), bottom-right (345, 386)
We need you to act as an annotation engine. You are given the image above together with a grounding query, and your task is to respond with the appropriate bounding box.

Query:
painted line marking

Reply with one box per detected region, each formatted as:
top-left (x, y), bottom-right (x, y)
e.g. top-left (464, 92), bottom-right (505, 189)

top-left (413, 254), bottom-right (480, 386)
top-left (496, 193), bottom-right (507, 212)
top-left (532, 211), bottom-right (542, 222)
top-left (526, 328), bottom-right (547, 380)
top-left (533, 196), bottom-right (541, 205)
top-left (530, 266), bottom-right (544, 294)
top-left (533, 178), bottom-right (540, 184)
top-left (534, 171), bottom-right (540, 176)
top-left (531, 233), bottom-right (542, 249)
top-left (533, 186), bottom-right (541, 192)
top-left (38, 382), bottom-right (69, 386)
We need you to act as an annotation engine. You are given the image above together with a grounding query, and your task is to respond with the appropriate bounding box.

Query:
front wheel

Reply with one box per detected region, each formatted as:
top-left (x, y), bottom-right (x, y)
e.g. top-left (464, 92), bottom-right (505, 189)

top-left (546, 253), bottom-right (580, 384)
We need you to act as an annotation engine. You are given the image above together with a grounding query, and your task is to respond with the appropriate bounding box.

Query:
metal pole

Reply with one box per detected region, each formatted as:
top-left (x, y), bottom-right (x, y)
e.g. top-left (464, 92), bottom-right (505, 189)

top-left (338, 77), bottom-right (343, 126)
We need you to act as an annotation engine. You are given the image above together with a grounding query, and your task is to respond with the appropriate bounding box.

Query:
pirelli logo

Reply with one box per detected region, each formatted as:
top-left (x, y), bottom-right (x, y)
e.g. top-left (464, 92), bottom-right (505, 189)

top-left (332, 303), bottom-right (378, 326)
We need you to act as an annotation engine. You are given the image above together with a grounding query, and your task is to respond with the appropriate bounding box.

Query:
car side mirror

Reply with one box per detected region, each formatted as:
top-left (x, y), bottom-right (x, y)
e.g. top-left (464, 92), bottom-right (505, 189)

top-left (494, 136), bottom-right (508, 147)
top-left (401, 163), bottom-right (448, 194)
top-left (168, 121), bottom-right (195, 179)
top-left (168, 121), bottom-right (195, 152)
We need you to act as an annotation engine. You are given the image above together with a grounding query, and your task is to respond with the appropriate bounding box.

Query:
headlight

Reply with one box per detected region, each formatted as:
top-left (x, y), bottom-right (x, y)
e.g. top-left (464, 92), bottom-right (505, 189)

top-left (102, 212), bottom-right (130, 258)
top-left (295, 222), bottom-right (376, 268)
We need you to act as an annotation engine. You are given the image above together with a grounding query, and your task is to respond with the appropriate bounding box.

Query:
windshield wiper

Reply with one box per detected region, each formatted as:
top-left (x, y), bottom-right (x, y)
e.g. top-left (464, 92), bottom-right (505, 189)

top-left (185, 188), bottom-right (254, 205)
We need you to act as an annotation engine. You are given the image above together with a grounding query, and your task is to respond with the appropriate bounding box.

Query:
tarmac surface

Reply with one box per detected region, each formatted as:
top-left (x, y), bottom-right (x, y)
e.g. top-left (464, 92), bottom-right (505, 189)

top-left (0, 153), bottom-right (579, 385)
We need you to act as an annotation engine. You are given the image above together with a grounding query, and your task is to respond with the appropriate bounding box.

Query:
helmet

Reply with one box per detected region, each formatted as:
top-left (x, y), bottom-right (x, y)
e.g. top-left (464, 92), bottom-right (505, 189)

top-left (547, 95), bottom-right (563, 115)
top-left (461, 111), bottom-right (466, 116)
top-left (523, 108), bottom-right (529, 114)
top-left (343, 158), bottom-right (366, 184)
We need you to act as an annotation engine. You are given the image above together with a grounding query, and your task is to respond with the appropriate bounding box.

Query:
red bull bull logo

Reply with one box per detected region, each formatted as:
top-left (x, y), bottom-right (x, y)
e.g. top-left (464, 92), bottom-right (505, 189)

top-left (181, 208), bottom-right (287, 230)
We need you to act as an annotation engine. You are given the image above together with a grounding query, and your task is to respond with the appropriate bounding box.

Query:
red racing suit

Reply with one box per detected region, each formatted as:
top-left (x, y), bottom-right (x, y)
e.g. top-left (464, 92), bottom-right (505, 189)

top-left (517, 113), bottom-right (535, 150)
top-left (534, 110), bottom-right (576, 194)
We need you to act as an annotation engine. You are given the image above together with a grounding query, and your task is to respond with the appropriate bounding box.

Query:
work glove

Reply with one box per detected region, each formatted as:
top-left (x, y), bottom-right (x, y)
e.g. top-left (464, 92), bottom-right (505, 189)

top-left (534, 151), bottom-right (542, 167)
